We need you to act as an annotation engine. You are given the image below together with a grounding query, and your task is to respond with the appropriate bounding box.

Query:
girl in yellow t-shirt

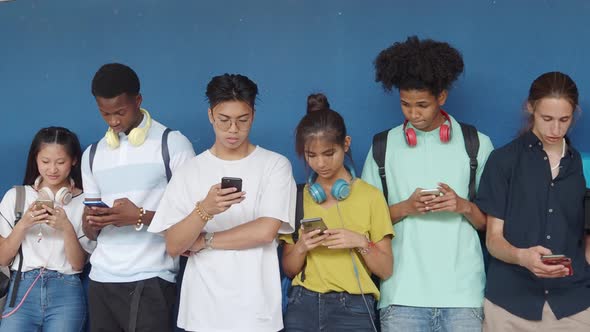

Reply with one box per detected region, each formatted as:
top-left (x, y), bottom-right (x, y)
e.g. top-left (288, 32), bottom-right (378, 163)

top-left (281, 93), bottom-right (394, 331)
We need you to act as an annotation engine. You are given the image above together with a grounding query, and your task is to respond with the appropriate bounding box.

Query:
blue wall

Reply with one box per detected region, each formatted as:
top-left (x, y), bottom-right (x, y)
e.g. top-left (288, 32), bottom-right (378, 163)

top-left (1, 0), bottom-right (589, 191)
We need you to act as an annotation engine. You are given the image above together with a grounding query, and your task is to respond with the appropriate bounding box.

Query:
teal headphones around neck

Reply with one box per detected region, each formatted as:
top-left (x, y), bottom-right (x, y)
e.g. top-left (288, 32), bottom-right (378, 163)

top-left (307, 162), bottom-right (356, 204)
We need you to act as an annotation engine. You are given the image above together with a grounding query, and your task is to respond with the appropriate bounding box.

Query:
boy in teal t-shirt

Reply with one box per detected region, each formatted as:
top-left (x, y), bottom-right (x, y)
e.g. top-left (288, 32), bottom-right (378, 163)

top-left (362, 36), bottom-right (494, 332)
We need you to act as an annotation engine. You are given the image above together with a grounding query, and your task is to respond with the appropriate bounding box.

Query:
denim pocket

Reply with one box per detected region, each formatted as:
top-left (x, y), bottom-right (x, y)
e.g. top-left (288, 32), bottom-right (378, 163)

top-left (471, 307), bottom-right (484, 321)
top-left (288, 286), bottom-right (303, 306)
top-left (380, 304), bottom-right (399, 323)
top-left (62, 274), bottom-right (82, 287)
top-left (342, 294), bottom-right (375, 316)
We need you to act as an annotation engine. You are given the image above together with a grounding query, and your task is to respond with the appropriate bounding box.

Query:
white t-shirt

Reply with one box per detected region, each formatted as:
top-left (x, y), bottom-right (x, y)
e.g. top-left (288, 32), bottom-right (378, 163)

top-left (149, 146), bottom-right (296, 332)
top-left (0, 186), bottom-right (94, 274)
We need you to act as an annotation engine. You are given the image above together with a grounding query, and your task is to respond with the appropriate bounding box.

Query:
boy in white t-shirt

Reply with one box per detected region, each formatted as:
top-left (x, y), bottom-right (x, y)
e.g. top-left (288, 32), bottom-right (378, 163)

top-left (149, 74), bottom-right (296, 332)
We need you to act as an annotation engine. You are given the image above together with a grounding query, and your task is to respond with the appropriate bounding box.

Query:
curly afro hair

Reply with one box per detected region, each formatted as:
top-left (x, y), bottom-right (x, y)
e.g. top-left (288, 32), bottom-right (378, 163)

top-left (374, 36), bottom-right (464, 96)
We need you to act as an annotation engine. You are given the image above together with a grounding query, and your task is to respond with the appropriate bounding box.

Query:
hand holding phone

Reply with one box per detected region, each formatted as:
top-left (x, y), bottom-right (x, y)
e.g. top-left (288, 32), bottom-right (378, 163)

top-left (541, 254), bottom-right (573, 276)
top-left (221, 177), bottom-right (242, 193)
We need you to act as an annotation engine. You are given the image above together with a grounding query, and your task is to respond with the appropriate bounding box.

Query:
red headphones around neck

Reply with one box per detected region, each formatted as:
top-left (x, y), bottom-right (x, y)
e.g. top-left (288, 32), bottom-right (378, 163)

top-left (403, 110), bottom-right (452, 147)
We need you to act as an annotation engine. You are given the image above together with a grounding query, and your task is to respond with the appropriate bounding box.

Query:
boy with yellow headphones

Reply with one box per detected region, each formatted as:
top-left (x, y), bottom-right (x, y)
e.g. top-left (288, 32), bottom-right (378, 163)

top-left (81, 63), bottom-right (195, 332)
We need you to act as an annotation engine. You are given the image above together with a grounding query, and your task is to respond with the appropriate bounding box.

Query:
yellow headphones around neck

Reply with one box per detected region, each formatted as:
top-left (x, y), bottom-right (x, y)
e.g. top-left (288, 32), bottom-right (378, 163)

top-left (105, 108), bottom-right (152, 149)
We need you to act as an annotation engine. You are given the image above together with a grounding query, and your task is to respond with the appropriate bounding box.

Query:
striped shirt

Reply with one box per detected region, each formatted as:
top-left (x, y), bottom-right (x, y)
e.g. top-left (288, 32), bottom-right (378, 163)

top-left (81, 116), bottom-right (195, 282)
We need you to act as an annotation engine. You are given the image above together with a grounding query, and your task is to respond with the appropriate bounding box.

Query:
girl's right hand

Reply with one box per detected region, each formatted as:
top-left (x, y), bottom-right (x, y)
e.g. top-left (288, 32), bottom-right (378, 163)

top-left (295, 229), bottom-right (329, 255)
top-left (18, 203), bottom-right (49, 230)
top-left (200, 183), bottom-right (246, 216)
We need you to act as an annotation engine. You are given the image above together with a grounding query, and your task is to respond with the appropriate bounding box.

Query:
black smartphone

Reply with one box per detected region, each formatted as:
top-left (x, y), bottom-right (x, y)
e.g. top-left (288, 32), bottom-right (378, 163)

top-left (221, 177), bottom-right (242, 192)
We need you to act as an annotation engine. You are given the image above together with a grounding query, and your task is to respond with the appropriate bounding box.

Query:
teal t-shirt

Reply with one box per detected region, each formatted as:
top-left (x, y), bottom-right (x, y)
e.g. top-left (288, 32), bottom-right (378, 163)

top-left (582, 152), bottom-right (590, 187)
top-left (361, 114), bottom-right (494, 308)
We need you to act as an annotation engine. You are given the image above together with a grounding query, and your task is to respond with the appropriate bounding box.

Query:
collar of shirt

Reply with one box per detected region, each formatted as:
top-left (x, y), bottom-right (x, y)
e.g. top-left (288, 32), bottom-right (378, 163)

top-left (522, 130), bottom-right (574, 158)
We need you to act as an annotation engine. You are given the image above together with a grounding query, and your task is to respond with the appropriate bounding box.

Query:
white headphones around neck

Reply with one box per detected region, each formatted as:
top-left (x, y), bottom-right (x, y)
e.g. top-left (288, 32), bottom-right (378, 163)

top-left (105, 108), bottom-right (152, 149)
top-left (34, 176), bottom-right (75, 205)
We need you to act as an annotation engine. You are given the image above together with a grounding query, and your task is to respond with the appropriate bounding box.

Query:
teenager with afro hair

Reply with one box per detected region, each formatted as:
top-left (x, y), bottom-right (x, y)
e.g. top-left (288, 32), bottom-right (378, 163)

top-left (361, 36), bottom-right (494, 332)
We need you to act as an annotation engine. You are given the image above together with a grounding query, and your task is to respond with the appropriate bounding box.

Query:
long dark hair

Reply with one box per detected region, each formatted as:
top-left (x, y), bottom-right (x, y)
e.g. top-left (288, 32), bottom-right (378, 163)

top-left (23, 127), bottom-right (83, 189)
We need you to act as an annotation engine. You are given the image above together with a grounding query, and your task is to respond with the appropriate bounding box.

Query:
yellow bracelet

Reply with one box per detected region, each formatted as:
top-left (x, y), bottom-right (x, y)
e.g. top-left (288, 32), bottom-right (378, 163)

top-left (135, 207), bottom-right (146, 231)
top-left (195, 201), bottom-right (213, 222)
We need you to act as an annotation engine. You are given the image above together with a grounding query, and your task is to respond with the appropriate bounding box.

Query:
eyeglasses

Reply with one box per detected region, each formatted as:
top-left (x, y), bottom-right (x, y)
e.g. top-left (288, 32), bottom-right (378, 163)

top-left (213, 117), bottom-right (252, 132)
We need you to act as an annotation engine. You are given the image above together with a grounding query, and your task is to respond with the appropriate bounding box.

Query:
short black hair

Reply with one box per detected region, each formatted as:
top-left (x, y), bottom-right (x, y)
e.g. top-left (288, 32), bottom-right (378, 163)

top-left (91, 63), bottom-right (140, 98)
top-left (374, 36), bottom-right (464, 96)
top-left (205, 74), bottom-right (258, 110)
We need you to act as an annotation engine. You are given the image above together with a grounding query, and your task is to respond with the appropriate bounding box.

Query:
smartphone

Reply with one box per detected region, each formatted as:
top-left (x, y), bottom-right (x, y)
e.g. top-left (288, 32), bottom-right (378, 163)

top-left (420, 188), bottom-right (442, 196)
top-left (221, 177), bottom-right (242, 192)
top-left (541, 254), bottom-right (573, 276)
top-left (300, 217), bottom-right (328, 235)
top-left (83, 200), bottom-right (110, 208)
top-left (35, 199), bottom-right (54, 210)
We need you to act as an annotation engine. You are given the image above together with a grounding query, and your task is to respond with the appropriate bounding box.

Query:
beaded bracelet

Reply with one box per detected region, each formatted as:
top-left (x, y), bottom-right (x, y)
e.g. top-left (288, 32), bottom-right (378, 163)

top-left (135, 207), bottom-right (146, 231)
top-left (195, 201), bottom-right (213, 222)
top-left (356, 235), bottom-right (375, 255)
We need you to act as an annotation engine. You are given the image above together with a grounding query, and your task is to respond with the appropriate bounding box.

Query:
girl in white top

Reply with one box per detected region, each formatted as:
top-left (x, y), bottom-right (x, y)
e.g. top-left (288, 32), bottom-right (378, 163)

top-left (0, 127), bottom-right (91, 331)
top-left (149, 74), bottom-right (296, 332)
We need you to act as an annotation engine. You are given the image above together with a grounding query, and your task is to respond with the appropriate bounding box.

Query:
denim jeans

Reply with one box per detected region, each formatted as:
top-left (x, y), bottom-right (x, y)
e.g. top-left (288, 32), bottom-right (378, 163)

top-left (380, 304), bottom-right (483, 332)
top-left (284, 286), bottom-right (376, 332)
top-left (0, 269), bottom-right (86, 332)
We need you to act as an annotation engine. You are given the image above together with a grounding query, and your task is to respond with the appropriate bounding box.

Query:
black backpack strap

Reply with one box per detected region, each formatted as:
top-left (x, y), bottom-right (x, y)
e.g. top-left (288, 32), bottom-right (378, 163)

top-left (89, 142), bottom-right (98, 173)
top-left (459, 123), bottom-right (480, 202)
top-left (292, 183), bottom-right (305, 243)
top-left (162, 128), bottom-right (172, 183)
top-left (372, 129), bottom-right (391, 200)
top-left (9, 185), bottom-right (26, 308)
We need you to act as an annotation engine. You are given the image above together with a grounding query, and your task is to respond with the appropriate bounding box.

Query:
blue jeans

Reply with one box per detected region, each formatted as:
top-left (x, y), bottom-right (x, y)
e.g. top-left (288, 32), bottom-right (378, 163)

top-left (380, 305), bottom-right (483, 332)
top-left (284, 286), bottom-right (377, 331)
top-left (0, 269), bottom-right (86, 332)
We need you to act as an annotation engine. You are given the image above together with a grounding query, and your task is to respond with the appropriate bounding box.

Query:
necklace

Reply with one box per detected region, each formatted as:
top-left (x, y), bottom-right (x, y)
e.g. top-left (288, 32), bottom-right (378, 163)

top-left (550, 138), bottom-right (566, 171)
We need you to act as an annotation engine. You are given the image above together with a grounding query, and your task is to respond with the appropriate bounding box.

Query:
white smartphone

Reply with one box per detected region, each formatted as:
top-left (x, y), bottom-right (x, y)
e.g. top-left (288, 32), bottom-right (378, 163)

top-left (420, 188), bottom-right (442, 196)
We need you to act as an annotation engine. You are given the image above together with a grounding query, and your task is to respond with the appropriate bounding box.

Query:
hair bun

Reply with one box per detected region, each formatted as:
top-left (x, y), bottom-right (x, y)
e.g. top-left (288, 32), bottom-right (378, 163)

top-left (306, 93), bottom-right (330, 113)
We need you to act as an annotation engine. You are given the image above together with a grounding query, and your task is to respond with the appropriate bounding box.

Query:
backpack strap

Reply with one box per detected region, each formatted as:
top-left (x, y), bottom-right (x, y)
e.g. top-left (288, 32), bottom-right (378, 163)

top-left (9, 185), bottom-right (26, 308)
top-left (459, 123), bottom-right (480, 202)
top-left (88, 128), bottom-right (172, 183)
top-left (292, 183), bottom-right (305, 243)
top-left (162, 128), bottom-right (172, 183)
top-left (14, 185), bottom-right (25, 223)
top-left (89, 142), bottom-right (98, 173)
top-left (372, 129), bottom-right (390, 200)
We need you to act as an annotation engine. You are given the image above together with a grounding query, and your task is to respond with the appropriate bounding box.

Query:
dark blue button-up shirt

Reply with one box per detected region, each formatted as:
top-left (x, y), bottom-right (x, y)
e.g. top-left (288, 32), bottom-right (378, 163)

top-left (476, 131), bottom-right (590, 320)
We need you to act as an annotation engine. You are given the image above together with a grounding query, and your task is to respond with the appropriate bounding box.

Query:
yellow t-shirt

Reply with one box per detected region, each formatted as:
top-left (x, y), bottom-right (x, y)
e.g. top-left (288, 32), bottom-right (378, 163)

top-left (280, 179), bottom-right (394, 299)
